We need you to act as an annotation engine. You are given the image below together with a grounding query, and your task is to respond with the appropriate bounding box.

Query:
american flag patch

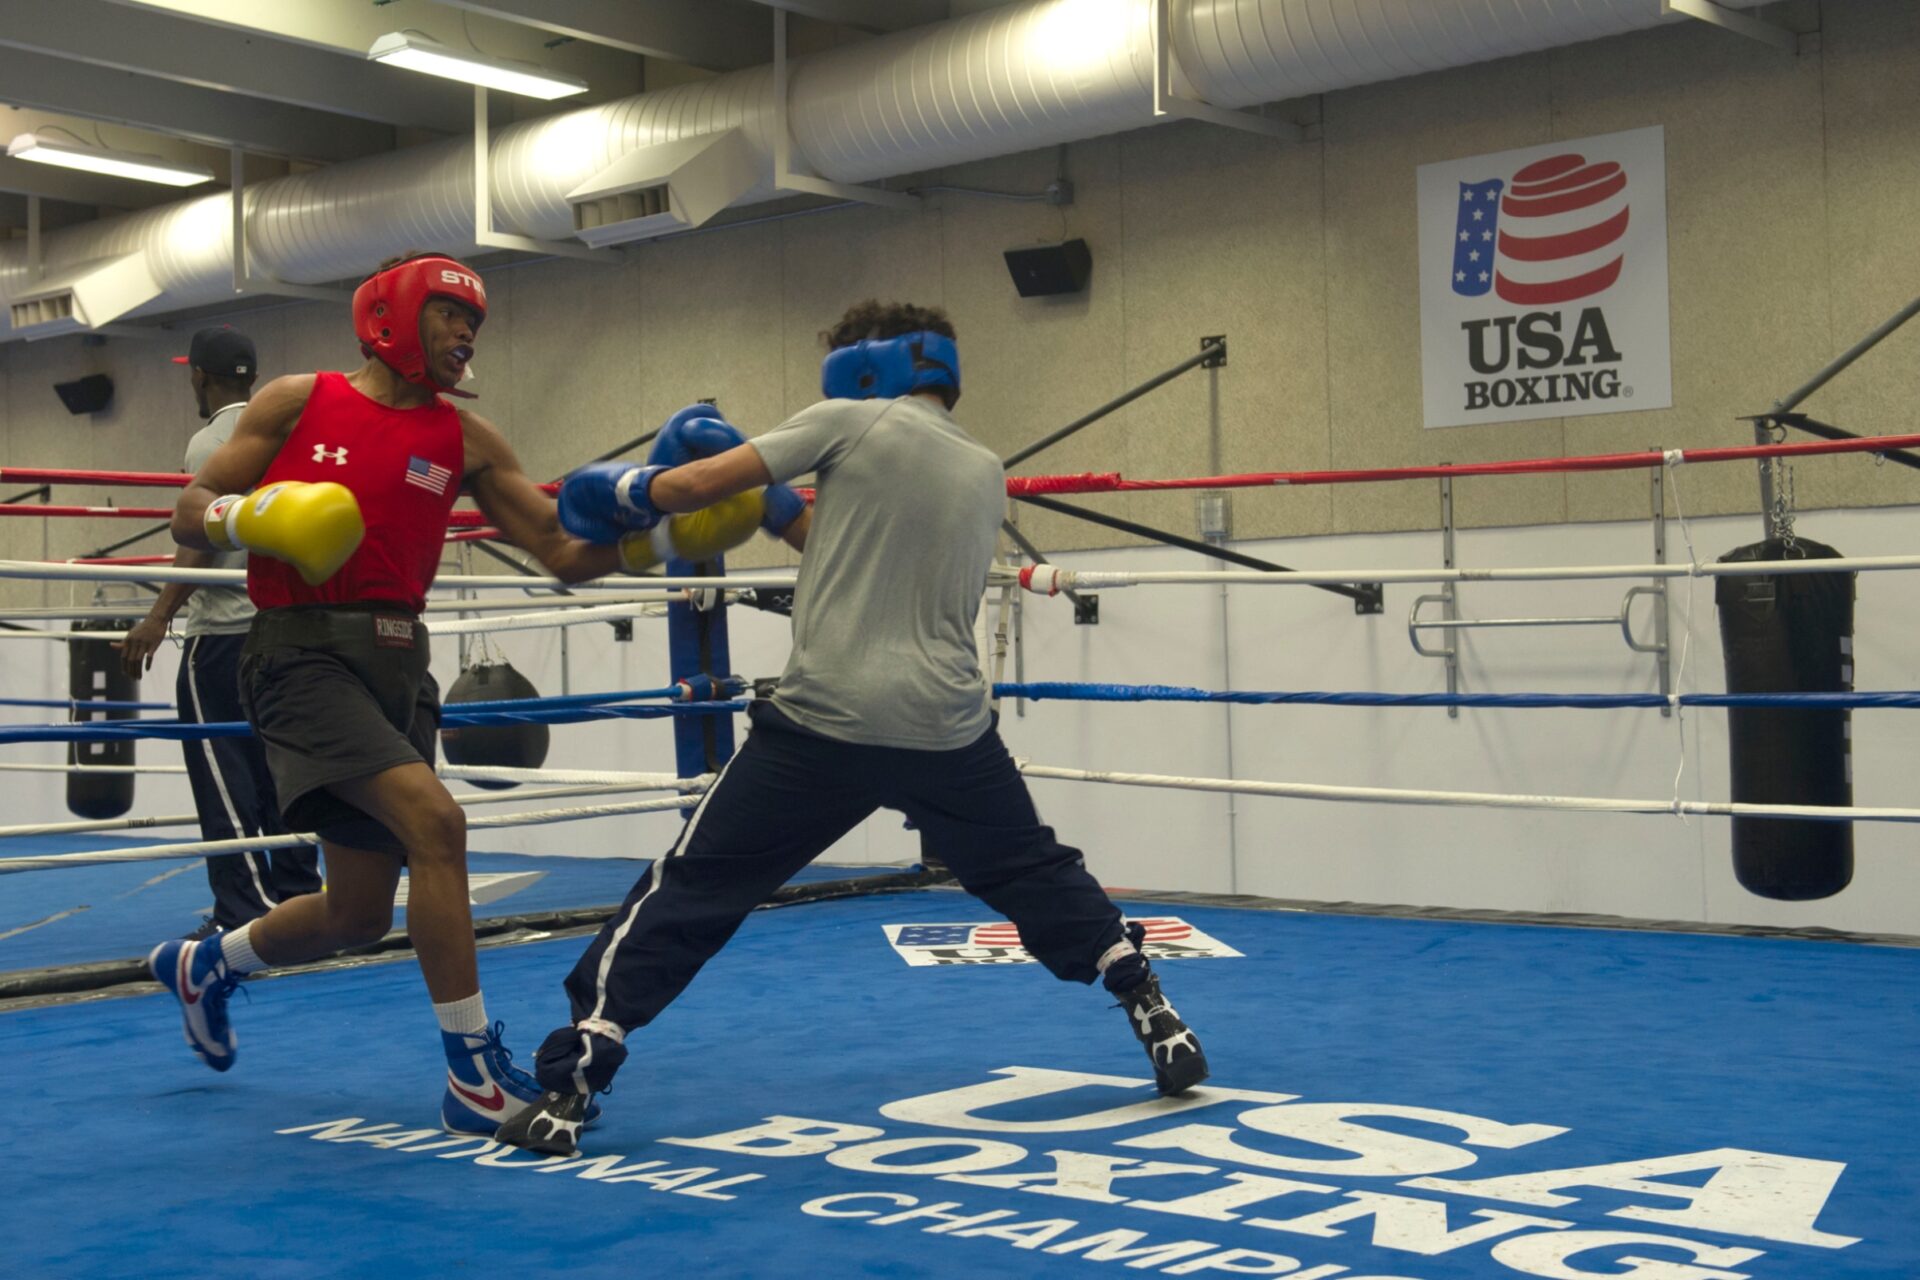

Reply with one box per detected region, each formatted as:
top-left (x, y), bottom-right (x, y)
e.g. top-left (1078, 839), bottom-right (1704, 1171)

top-left (884, 917), bottom-right (1240, 968)
top-left (404, 455), bottom-right (453, 496)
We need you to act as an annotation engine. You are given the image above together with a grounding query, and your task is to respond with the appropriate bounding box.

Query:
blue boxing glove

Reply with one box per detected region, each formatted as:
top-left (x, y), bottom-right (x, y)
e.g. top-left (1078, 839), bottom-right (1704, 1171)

top-left (559, 462), bottom-right (669, 543)
top-left (650, 405), bottom-right (747, 467)
top-left (760, 481), bottom-right (806, 535)
top-left (652, 404), bottom-right (805, 536)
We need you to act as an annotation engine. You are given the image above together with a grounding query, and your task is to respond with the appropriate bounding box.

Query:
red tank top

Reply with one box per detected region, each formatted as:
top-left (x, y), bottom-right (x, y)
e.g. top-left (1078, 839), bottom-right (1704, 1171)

top-left (248, 371), bottom-right (464, 614)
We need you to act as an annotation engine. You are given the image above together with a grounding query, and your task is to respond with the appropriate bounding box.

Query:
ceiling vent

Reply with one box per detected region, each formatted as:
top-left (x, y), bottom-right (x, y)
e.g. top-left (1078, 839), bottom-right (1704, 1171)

top-left (7, 253), bottom-right (161, 340)
top-left (567, 128), bottom-right (761, 249)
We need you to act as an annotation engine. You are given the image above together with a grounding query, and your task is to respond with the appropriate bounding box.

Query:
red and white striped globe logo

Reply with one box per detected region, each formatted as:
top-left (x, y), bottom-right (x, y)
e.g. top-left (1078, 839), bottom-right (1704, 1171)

top-left (1493, 153), bottom-right (1629, 307)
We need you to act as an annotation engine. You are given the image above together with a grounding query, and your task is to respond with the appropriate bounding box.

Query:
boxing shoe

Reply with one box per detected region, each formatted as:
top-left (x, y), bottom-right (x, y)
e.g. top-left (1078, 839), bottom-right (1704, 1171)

top-left (495, 1090), bottom-right (593, 1158)
top-left (148, 934), bottom-right (243, 1072)
top-left (441, 1022), bottom-right (599, 1135)
top-left (1115, 973), bottom-right (1209, 1096)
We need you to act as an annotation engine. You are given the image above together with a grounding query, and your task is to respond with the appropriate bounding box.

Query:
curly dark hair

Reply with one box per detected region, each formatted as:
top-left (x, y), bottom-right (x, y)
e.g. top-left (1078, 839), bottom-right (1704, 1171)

top-left (822, 299), bottom-right (956, 349)
top-left (822, 300), bottom-right (959, 407)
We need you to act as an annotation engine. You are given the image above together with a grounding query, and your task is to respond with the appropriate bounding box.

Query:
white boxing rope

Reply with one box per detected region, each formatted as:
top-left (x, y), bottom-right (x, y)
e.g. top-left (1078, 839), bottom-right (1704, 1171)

top-left (0, 780), bottom-right (687, 840)
top-left (431, 599), bottom-right (672, 636)
top-left (0, 761), bottom-right (188, 775)
top-left (0, 812), bottom-right (199, 839)
top-left (439, 764), bottom-right (711, 790)
top-left (0, 793), bottom-right (702, 874)
top-left (1016, 762), bottom-right (1920, 825)
top-left (0, 594), bottom-right (681, 623)
top-left (0, 601), bottom-right (674, 642)
top-left (0, 559), bottom-right (801, 592)
top-left (1018, 553), bottom-right (1920, 594)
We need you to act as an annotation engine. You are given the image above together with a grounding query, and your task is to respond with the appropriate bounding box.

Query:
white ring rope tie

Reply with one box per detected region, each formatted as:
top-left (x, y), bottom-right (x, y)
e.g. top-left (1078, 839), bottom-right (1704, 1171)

top-left (0, 793), bottom-right (702, 874)
top-left (1664, 454), bottom-right (1703, 820)
top-left (1015, 761), bottom-right (1920, 825)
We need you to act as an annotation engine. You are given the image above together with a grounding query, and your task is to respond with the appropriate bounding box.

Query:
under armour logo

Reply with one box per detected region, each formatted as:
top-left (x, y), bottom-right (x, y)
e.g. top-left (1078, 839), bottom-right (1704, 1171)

top-left (312, 444), bottom-right (348, 465)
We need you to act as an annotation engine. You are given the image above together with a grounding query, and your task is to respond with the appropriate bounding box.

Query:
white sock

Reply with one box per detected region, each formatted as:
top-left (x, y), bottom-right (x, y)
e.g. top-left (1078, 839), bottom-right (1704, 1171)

top-left (434, 992), bottom-right (489, 1038)
top-left (218, 922), bottom-right (268, 975)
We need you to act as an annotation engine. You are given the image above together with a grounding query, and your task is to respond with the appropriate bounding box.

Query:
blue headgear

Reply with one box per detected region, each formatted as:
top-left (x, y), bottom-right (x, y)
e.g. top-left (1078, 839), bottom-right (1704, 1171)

top-left (820, 331), bottom-right (961, 403)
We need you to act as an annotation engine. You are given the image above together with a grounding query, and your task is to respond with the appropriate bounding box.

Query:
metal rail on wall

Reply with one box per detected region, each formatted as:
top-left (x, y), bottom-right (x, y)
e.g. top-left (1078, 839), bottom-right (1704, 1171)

top-left (1409, 468), bottom-right (1672, 720)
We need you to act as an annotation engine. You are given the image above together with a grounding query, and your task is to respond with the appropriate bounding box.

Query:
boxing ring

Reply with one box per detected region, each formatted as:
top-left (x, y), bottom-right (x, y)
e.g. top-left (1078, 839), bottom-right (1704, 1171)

top-left (4, 400), bottom-right (1919, 1276)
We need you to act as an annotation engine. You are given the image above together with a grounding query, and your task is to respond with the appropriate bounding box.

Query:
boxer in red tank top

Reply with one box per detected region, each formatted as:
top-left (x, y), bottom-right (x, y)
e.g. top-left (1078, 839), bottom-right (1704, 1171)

top-left (150, 253), bottom-right (637, 1133)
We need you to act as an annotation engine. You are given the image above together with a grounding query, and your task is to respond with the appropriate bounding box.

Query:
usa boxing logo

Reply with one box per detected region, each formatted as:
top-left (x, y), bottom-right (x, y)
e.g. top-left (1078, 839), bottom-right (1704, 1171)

top-left (883, 917), bottom-right (1241, 967)
top-left (1418, 127), bottom-right (1671, 429)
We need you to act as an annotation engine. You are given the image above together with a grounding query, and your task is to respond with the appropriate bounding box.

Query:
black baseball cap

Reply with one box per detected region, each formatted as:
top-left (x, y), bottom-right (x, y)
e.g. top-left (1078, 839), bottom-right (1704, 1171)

top-left (171, 326), bottom-right (256, 378)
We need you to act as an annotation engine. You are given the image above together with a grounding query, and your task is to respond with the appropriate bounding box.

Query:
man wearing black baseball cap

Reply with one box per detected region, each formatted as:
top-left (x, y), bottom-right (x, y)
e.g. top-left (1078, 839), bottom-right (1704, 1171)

top-left (121, 326), bottom-right (321, 936)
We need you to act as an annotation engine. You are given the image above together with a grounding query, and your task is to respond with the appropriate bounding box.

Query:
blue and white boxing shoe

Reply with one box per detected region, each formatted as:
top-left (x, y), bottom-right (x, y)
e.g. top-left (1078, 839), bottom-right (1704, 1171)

top-left (147, 934), bottom-right (242, 1072)
top-left (441, 1022), bottom-right (599, 1136)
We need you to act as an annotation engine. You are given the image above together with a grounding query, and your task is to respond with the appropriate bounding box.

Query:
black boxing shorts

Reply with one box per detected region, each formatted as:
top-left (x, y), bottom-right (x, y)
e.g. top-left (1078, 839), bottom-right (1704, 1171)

top-left (239, 603), bottom-right (439, 857)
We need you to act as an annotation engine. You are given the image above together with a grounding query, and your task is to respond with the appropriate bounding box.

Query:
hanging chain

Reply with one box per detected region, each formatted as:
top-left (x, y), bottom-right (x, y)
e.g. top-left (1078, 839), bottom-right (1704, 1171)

top-left (1772, 461), bottom-right (1798, 551)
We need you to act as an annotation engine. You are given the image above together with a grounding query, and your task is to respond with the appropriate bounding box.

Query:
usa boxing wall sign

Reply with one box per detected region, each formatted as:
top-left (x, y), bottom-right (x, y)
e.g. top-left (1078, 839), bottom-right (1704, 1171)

top-left (1417, 126), bottom-right (1673, 429)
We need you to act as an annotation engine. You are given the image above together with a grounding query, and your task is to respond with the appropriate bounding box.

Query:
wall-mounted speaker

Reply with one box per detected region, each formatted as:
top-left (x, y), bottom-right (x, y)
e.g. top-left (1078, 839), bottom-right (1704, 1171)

top-left (1003, 238), bottom-right (1092, 297)
top-left (53, 374), bottom-right (113, 416)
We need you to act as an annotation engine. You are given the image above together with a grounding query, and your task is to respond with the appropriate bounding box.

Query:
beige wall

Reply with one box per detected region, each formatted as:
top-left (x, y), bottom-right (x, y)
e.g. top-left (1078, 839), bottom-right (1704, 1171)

top-left (3, 0), bottom-right (1917, 601)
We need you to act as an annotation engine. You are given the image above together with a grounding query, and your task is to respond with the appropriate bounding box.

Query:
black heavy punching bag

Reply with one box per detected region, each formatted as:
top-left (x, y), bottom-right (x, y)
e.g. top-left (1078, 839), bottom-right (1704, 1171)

top-left (440, 661), bottom-right (549, 790)
top-left (67, 618), bottom-right (140, 819)
top-left (1715, 537), bottom-right (1855, 900)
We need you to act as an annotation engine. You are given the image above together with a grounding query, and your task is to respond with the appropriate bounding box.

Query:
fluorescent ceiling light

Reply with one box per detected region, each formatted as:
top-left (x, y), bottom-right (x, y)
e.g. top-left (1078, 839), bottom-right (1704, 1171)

top-left (6, 133), bottom-right (214, 188)
top-left (367, 32), bottom-right (588, 100)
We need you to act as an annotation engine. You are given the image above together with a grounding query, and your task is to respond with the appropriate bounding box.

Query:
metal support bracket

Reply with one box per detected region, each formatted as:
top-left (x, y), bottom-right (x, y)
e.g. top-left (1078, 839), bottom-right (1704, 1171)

top-left (472, 89), bottom-right (606, 263)
top-left (1409, 469), bottom-right (1672, 716)
top-left (1200, 334), bottom-right (1228, 368)
top-left (26, 194), bottom-right (40, 286)
top-left (230, 148), bottom-right (353, 303)
top-left (1153, 0), bottom-right (1301, 140)
top-left (1661, 0), bottom-right (1797, 53)
top-left (1074, 594), bottom-right (1100, 626)
top-left (772, 12), bottom-right (920, 212)
top-left (610, 619), bottom-right (634, 643)
top-left (1351, 583), bottom-right (1385, 616)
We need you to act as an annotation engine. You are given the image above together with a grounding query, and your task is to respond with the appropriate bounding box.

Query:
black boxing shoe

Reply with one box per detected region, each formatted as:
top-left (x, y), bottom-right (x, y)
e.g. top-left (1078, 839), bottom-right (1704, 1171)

top-left (495, 1090), bottom-right (591, 1158)
top-left (1115, 973), bottom-right (1209, 1096)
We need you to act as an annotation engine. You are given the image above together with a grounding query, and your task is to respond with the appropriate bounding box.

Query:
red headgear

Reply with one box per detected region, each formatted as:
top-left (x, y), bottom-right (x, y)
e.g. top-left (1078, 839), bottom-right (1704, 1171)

top-left (352, 254), bottom-right (487, 396)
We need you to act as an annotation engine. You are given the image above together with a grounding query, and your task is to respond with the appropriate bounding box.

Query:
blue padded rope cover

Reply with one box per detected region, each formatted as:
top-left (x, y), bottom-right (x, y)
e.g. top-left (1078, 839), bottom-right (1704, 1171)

top-left (0, 701), bottom-right (748, 746)
top-left (997, 681), bottom-right (1920, 710)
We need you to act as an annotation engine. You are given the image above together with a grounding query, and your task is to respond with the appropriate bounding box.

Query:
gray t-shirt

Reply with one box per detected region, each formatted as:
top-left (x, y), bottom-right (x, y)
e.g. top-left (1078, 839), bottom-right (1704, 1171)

top-left (181, 402), bottom-right (255, 637)
top-left (751, 396), bottom-right (1003, 749)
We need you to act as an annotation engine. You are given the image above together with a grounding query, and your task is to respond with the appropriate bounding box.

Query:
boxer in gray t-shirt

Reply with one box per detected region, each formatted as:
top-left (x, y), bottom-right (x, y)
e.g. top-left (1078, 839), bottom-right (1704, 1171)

top-left (752, 393), bottom-right (1001, 749)
top-left (502, 301), bottom-right (1208, 1158)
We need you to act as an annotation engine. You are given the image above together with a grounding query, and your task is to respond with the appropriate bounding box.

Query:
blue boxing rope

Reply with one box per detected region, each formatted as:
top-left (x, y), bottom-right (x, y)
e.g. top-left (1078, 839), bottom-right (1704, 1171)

top-left (13, 681), bottom-right (1916, 747)
top-left (0, 700), bottom-right (748, 746)
top-left (994, 682), bottom-right (1920, 710)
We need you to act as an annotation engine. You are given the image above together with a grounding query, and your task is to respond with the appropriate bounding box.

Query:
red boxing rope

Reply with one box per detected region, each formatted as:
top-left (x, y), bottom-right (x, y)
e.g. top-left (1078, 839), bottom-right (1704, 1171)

top-left (1004, 431), bottom-right (1920, 494)
top-left (0, 466), bottom-right (191, 489)
top-left (14, 429), bottom-right (1920, 506)
top-left (1, 503), bottom-right (496, 529)
top-left (0, 466), bottom-right (561, 497)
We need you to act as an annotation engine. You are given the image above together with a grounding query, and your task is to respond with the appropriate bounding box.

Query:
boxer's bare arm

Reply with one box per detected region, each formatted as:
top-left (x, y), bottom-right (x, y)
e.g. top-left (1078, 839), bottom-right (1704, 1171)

top-left (462, 412), bottom-right (622, 583)
top-left (173, 374), bottom-right (315, 550)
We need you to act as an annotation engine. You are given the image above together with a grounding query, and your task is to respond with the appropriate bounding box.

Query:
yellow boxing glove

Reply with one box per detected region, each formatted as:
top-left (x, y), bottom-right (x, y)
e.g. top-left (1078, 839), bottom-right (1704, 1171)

top-left (205, 481), bottom-right (365, 586)
top-left (617, 490), bottom-right (766, 574)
